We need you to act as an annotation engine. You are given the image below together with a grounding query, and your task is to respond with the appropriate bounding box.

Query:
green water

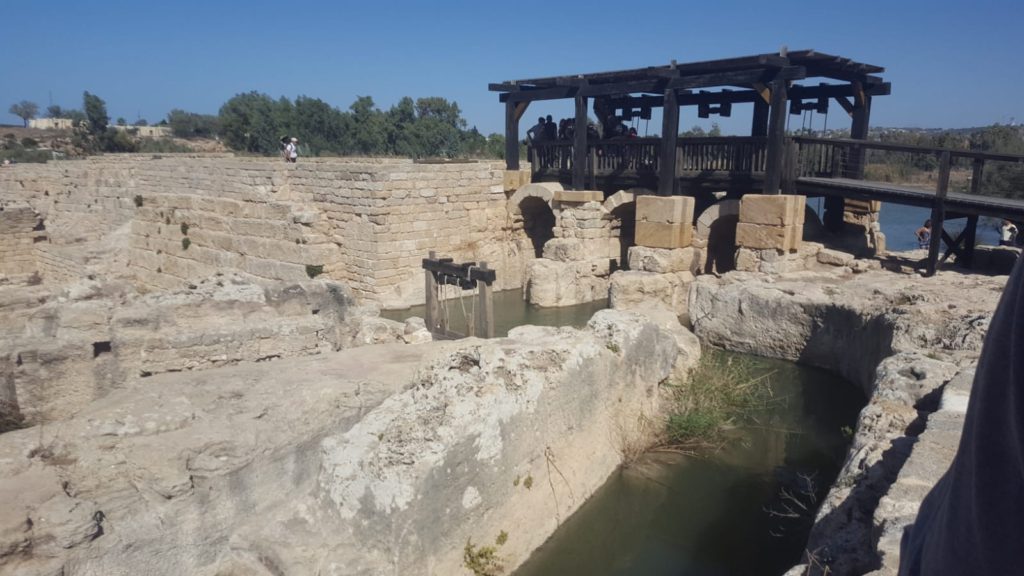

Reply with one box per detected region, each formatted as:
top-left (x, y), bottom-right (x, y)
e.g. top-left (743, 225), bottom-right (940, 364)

top-left (513, 352), bottom-right (865, 576)
top-left (381, 288), bottom-right (608, 337)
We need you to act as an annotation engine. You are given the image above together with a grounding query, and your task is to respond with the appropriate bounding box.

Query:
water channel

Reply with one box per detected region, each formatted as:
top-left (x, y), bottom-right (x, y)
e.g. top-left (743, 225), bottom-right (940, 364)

top-left (386, 291), bottom-right (865, 575)
top-left (513, 352), bottom-right (864, 576)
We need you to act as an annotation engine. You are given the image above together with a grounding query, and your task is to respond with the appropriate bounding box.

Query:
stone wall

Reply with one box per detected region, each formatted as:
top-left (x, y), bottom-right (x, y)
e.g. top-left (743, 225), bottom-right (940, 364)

top-left (0, 156), bottom-right (511, 308)
top-left (0, 203), bottom-right (43, 277)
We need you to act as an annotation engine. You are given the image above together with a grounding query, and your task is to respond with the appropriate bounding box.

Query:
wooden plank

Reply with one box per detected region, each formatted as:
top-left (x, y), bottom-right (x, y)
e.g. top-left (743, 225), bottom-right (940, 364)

top-left (502, 86), bottom-right (577, 103)
top-left (834, 96), bottom-right (855, 116)
top-left (848, 95), bottom-right (872, 179)
top-left (573, 95), bottom-right (588, 191)
top-left (926, 150), bottom-right (952, 277)
top-left (762, 77), bottom-right (788, 195)
top-left (659, 89), bottom-right (680, 196)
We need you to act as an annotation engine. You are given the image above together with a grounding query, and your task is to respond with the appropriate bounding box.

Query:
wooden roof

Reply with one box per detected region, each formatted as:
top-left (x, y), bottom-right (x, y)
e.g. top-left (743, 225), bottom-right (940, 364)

top-left (490, 50), bottom-right (886, 103)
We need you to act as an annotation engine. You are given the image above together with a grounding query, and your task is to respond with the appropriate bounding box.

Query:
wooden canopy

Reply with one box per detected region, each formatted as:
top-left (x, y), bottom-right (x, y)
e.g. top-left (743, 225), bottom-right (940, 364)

top-left (490, 50), bottom-right (890, 195)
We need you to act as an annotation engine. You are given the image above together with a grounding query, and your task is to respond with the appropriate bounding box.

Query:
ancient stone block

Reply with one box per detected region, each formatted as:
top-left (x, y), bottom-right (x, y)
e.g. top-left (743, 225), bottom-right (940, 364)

top-left (542, 238), bottom-right (586, 262)
top-left (609, 270), bottom-right (695, 317)
top-left (636, 195), bottom-right (694, 226)
top-left (627, 246), bottom-right (698, 274)
top-left (738, 194), bottom-right (806, 227)
top-left (503, 170), bottom-right (520, 192)
top-left (635, 222), bottom-right (693, 249)
top-left (735, 222), bottom-right (800, 251)
top-left (817, 248), bottom-right (855, 267)
top-left (553, 190), bottom-right (604, 204)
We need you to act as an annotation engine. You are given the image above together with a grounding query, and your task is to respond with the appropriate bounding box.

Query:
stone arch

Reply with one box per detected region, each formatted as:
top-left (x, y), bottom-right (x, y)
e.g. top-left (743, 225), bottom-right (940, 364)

top-left (508, 183), bottom-right (562, 258)
top-left (507, 183), bottom-right (561, 216)
top-left (695, 199), bottom-right (740, 274)
top-left (605, 191), bottom-right (637, 269)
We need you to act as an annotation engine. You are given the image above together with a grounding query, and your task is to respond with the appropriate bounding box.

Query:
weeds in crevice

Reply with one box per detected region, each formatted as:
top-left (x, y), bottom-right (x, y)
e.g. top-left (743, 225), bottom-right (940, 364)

top-left (463, 531), bottom-right (509, 576)
top-left (655, 348), bottom-right (776, 452)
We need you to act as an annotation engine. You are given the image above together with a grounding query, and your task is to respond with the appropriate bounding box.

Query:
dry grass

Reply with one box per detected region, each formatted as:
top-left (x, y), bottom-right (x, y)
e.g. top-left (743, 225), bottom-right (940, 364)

top-left (655, 348), bottom-right (776, 452)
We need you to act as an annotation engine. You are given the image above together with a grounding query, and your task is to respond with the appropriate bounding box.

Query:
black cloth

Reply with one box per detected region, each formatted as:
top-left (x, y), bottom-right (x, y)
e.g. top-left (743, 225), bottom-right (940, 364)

top-left (898, 257), bottom-right (1024, 575)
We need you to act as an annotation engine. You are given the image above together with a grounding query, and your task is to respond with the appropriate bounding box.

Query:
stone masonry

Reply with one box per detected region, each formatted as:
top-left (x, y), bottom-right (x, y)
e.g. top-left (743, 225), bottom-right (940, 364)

top-left (0, 156), bottom-right (512, 308)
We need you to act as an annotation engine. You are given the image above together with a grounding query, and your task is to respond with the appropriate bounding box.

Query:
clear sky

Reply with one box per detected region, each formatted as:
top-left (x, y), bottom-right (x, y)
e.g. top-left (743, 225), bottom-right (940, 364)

top-left (4, 0), bottom-right (1022, 136)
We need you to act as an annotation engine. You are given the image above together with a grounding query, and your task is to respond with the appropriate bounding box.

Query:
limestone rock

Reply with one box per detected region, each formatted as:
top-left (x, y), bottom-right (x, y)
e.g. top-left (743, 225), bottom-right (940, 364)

top-left (608, 270), bottom-right (694, 317)
top-left (627, 245), bottom-right (700, 274)
top-left (541, 238), bottom-right (586, 262)
top-left (817, 248), bottom-right (855, 267)
top-left (524, 258), bottom-right (610, 307)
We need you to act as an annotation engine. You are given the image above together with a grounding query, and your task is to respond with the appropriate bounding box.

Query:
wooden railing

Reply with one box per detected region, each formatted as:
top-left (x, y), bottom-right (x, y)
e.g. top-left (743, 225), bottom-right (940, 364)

top-left (677, 136), bottom-right (768, 173)
top-left (529, 136), bottom-right (770, 180)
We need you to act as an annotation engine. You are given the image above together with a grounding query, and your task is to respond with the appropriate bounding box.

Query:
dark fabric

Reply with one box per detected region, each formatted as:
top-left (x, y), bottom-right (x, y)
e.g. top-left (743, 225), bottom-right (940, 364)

top-left (899, 257), bottom-right (1024, 575)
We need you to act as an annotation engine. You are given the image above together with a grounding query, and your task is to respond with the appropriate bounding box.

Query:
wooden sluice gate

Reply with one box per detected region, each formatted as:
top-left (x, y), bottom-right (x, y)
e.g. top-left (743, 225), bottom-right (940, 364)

top-left (422, 251), bottom-right (496, 339)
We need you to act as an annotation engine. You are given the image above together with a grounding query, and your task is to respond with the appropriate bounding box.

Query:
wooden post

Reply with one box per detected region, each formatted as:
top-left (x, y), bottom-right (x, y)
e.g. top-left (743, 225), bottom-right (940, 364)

top-left (762, 78), bottom-right (788, 195)
top-left (424, 250), bottom-right (440, 333)
top-left (751, 98), bottom-right (769, 138)
top-left (589, 147), bottom-right (598, 189)
top-left (573, 95), bottom-right (588, 191)
top-left (505, 101), bottom-right (520, 171)
top-left (926, 150), bottom-right (951, 277)
top-left (475, 262), bottom-right (494, 339)
top-left (658, 88), bottom-right (679, 196)
top-left (961, 159), bottom-right (985, 268)
top-left (781, 140), bottom-right (798, 195)
top-left (849, 94), bottom-right (872, 179)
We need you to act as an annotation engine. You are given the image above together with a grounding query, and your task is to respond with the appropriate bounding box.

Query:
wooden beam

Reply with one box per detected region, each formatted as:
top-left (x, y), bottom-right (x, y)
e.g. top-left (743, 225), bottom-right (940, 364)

top-left (667, 66), bottom-right (806, 91)
top-left (834, 96), bottom-right (855, 116)
top-left (926, 150), bottom-right (952, 277)
top-left (513, 101), bottom-right (530, 122)
top-left (751, 98), bottom-right (769, 137)
top-left (424, 251), bottom-right (440, 333)
top-left (752, 82), bottom-right (770, 104)
top-left (658, 89), bottom-right (679, 196)
top-left (475, 261), bottom-right (494, 339)
top-left (573, 95), bottom-right (588, 191)
top-left (762, 77), bottom-right (788, 195)
top-left (505, 101), bottom-right (520, 170)
top-left (501, 86), bottom-right (577, 103)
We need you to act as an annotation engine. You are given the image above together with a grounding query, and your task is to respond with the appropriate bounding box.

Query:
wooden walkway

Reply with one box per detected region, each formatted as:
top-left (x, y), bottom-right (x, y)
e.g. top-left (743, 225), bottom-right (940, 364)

top-left (797, 177), bottom-right (1024, 220)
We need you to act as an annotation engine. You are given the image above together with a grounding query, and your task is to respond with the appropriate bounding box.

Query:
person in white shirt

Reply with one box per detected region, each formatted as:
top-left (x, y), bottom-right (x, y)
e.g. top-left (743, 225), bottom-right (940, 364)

top-left (285, 137), bottom-right (298, 163)
top-left (1000, 219), bottom-right (1018, 246)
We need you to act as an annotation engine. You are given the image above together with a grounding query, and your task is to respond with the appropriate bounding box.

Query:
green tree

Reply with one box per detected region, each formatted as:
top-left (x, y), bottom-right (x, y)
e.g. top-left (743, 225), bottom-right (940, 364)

top-left (83, 92), bottom-right (109, 135)
top-left (116, 117), bottom-right (127, 126)
top-left (218, 91), bottom-right (283, 153)
top-left (167, 109), bottom-right (220, 138)
top-left (46, 104), bottom-right (64, 118)
top-left (9, 101), bottom-right (39, 126)
top-left (348, 96), bottom-right (387, 155)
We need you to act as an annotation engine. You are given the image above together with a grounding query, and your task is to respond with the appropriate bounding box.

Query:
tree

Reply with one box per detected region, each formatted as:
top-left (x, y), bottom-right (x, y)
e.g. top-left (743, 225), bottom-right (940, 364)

top-left (136, 118), bottom-right (148, 126)
top-left (218, 92), bottom-right (282, 153)
top-left (9, 101), bottom-right (39, 127)
top-left (46, 105), bottom-right (64, 118)
top-left (116, 117), bottom-right (127, 126)
top-left (167, 109), bottom-right (220, 138)
top-left (83, 92), bottom-right (109, 135)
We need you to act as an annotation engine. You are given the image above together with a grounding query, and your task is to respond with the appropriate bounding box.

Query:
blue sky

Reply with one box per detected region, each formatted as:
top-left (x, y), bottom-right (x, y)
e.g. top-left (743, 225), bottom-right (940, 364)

top-left (4, 0), bottom-right (1022, 135)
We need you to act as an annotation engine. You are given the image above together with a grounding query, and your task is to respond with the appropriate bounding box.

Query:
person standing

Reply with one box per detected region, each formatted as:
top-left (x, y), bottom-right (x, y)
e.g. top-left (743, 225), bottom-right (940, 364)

top-left (526, 117), bottom-right (546, 143)
top-left (915, 219), bottom-right (932, 250)
top-left (285, 137), bottom-right (299, 163)
top-left (543, 115), bottom-right (557, 140)
top-left (999, 219), bottom-right (1018, 246)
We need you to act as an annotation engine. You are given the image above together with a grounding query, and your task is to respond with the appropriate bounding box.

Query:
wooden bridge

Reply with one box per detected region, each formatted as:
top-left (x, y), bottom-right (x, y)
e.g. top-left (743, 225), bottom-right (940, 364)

top-left (491, 50), bottom-right (1024, 276)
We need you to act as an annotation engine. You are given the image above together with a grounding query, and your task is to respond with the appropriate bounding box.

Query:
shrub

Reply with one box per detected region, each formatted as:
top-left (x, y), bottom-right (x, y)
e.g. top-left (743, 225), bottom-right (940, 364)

top-left (20, 137), bottom-right (38, 148)
top-left (180, 222), bottom-right (189, 235)
top-left (133, 195), bottom-right (143, 207)
top-left (181, 238), bottom-right (191, 250)
top-left (305, 264), bottom-right (324, 278)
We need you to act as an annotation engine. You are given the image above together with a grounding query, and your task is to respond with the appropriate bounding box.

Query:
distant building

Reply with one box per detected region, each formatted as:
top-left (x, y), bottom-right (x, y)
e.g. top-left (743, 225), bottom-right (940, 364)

top-left (28, 118), bottom-right (74, 130)
top-left (112, 125), bottom-right (172, 139)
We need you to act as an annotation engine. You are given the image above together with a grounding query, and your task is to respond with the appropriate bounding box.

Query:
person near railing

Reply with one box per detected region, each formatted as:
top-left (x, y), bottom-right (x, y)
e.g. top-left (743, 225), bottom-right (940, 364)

top-left (527, 116), bottom-right (546, 143)
top-left (543, 115), bottom-right (557, 141)
top-left (1000, 219), bottom-right (1018, 247)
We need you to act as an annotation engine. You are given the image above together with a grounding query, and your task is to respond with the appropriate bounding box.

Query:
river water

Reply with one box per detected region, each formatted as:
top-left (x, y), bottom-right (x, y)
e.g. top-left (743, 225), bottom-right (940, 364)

top-left (512, 352), bottom-right (865, 576)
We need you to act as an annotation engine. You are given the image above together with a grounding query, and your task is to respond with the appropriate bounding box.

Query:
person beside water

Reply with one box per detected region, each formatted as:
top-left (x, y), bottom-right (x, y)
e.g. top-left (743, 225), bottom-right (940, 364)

top-left (915, 220), bottom-right (932, 250)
